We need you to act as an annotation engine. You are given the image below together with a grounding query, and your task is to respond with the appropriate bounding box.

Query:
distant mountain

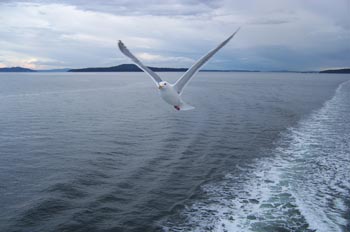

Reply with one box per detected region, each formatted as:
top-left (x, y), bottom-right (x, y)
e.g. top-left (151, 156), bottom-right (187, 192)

top-left (320, 68), bottom-right (350, 74)
top-left (37, 68), bottom-right (70, 72)
top-left (0, 65), bottom-right (258, 73)
top-left (68, 64), bottom-right (259, 72)
top-left (2, 65), bottom-right (349, 74)
top-left (69, 64), bottom-right (188, 72)
top-left (0, 67), bottom-right (36, 72)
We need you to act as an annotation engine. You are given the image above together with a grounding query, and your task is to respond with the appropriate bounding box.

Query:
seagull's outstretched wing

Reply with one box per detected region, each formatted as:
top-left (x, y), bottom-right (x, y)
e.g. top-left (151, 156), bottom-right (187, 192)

top-left (174, 28), bottom-right (240, 94)
top-left (118, 40), bottom-right (162, 86)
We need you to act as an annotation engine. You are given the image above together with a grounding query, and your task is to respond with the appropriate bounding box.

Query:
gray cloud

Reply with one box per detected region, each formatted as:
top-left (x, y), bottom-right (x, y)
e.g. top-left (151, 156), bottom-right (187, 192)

top-left (2, 0), bottom-right (221, 16)
top-left (0, 0), bottom-right (349, 70)
top-left (249, 18), bottom-right (293, 25)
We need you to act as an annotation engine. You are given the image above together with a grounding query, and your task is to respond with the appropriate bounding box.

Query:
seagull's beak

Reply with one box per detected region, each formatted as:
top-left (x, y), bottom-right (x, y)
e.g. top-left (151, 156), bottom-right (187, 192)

top-left (158, 85), bottom-right (163, 89)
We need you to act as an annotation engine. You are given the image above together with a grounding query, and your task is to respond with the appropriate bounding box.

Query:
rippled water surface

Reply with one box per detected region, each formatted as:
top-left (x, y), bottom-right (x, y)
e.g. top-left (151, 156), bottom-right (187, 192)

top-left (0, 72), bottom-right (349, 232)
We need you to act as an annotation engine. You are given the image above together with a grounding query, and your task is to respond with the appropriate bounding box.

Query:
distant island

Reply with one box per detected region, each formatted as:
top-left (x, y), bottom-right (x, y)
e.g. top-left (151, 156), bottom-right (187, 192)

top-left (69, 64), bottom-right (188, 72)
top-left (0, 67), bottom-right (36, 72)
top-left (68, 64), bottom-right (258, 72)
top-left (0, 67), bottom-right (70, 72)
top-left (0, 64), bottom-right (255, 73)
top-left (39, 68), bottom-right (71, 72)
top-left (320, 68), bottom-right (350, 74)
top-left (1, 65), bottom-right (349, 73)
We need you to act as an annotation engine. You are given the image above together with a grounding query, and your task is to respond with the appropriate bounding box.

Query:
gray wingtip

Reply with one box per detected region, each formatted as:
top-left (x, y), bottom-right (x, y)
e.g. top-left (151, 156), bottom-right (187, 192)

top-left (118, 40), bottom-right (127, 52)
top-left (232, 27), bottom-right (241, 37)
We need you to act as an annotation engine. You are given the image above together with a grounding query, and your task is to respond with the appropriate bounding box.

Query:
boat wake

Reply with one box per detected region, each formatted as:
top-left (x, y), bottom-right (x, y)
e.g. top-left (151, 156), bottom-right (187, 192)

top-left (162, 80), bottom-right (350, 232)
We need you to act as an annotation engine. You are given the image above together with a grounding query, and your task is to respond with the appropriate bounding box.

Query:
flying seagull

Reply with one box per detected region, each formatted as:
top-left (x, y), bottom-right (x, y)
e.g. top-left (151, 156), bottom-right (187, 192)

top-left (118, 28), bottom-right (240, 111)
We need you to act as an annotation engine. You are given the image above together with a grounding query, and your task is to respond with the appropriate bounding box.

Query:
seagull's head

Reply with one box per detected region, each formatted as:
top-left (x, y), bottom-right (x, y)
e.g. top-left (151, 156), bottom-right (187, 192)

top-left (158, 81), bottom-right (169, 90)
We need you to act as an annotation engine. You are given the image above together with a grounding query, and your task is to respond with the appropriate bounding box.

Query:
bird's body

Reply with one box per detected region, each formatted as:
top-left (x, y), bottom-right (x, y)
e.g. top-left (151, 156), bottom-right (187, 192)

top-left (158, 82), bottom-right (180, 106)
top-left (118, 28), bottom-right (240, 111)
top-left (158, 81), bottom-right (193, 111)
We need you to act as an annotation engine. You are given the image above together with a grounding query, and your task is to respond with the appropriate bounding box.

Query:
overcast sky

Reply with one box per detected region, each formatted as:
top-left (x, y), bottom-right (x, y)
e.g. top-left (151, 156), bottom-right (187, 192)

top-left (0, 0), bottom-right (349, 71)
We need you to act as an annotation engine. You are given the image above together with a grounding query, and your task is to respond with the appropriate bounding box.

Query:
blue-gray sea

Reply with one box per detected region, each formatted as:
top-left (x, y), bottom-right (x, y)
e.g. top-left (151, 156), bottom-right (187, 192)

top-left (0, 72), bottom-right (349, 232)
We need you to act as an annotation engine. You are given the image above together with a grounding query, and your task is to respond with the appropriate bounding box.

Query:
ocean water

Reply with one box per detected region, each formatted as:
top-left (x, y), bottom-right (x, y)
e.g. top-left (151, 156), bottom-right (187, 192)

top-left (0, 72), bottom-right (349, 232)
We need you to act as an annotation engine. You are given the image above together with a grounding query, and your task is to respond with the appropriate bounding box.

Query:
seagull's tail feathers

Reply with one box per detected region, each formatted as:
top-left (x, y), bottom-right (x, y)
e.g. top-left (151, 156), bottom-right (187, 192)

top-left (175, 101), bottom-right (195, 111)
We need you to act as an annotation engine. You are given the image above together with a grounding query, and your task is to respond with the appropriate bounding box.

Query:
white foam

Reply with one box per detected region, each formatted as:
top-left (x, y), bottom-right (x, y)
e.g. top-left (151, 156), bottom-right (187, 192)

top-left (162, 80), bottom-right (350, 231)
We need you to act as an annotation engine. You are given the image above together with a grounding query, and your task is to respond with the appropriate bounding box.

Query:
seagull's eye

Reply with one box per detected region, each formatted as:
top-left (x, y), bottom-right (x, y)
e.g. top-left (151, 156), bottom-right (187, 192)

top-left (164, 83), bottom-right (166, 85)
